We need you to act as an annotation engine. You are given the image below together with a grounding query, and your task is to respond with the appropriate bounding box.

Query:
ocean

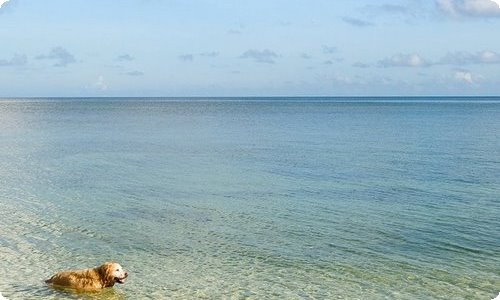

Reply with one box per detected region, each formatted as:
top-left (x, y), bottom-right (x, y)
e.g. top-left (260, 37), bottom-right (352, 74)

top-left (0, 97), bottom-right (498, 299)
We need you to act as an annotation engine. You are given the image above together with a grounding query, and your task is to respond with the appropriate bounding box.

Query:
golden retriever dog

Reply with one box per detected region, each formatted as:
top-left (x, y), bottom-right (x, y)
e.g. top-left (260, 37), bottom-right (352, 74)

top-left (45, 262), bottom-right (128, 291)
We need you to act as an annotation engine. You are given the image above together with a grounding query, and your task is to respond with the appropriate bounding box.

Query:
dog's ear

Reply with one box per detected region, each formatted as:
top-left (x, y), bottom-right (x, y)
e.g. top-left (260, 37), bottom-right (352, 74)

top-left (98, 262), bottom-right (115, 287)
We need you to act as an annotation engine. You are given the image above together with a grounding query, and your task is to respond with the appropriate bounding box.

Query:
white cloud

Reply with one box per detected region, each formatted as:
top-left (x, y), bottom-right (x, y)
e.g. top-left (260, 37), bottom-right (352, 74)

top-left (378, 54), bottom-right (429, 67)
top-left (377, 50), bottom-right (500, 69)
top-left (0, 0), bottom-right (13, 13)
top-left (455, 70), bottom-right (474, 83)
top-left (479, 50), bottom-right (500, 62)
top-left (332, 74), bottom-right (353, 84)
top-left (437, 0), bottom-right (500, 17)
top-left (439, 50), bottom-right (500, 65)
top-left (95, 75), bottom-right (108, 91)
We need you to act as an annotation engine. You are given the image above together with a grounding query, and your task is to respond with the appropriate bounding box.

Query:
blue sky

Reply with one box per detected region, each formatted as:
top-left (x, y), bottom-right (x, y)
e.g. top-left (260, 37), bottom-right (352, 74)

top-left (1, 0), bottom-right (500, 97)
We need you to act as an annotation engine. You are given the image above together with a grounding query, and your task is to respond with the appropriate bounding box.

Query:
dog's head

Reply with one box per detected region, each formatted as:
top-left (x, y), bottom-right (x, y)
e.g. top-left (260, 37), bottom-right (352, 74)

top-left (98, 262), bottom-right (128, 287)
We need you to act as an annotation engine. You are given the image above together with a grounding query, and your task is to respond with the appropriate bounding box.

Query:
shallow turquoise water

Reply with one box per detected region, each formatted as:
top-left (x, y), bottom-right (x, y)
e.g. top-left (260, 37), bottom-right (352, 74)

top-left (0, 98), bottom-right (499, 299)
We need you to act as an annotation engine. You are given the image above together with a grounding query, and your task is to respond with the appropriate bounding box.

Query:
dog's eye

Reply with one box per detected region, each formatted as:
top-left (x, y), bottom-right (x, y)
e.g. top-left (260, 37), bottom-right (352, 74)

top-left (116, 269), bottom-right (120, 271)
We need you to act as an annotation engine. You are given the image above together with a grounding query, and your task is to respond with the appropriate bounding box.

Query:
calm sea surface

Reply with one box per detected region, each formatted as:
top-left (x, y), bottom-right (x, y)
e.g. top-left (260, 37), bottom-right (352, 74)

top-left (0, 98), bottom-right (499, 299)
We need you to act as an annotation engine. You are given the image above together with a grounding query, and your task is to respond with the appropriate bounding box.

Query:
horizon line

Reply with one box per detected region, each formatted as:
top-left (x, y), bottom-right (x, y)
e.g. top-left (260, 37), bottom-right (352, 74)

top-left (1, 95), bottom-right (500, 99)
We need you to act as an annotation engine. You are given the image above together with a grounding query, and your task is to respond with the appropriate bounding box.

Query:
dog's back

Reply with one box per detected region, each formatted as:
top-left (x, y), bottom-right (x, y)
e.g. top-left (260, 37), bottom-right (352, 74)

top-left (45, 267), bottom-right (103, 290)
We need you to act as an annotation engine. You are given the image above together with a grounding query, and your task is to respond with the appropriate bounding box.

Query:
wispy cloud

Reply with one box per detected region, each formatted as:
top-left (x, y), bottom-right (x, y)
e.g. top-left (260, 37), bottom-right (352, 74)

top-left (240, 49), bottom-right (279, 64)
top-left (0, 0), bottom-right (10, 9)
top-left (126, 70), bottom-right (144, 76)
top-left (227, 24), bottom-right (245, 35)
top-left (437, 0), bottom-right (500, 17)
top-left (375, 4), bottom-right (413, 15)
top-left (360, 3), bottom-right (423, 21)
top-left (378, 53), bottom-right (429, 68)
top-left (116, 54), bottom-right (134, 62)
top-left (300, 53), bottom-right (312, 59)
top-left (36, 47), bottom-right (76, 67)
top-left (178, 54), bottom-right (194, 62)
top-left (0, 54), bottom-right (27, 67)
top-left (439, 50), bottom-right (500, 65)
top-left (0, 0), bottom-right (15, 14)
top-left (178, 52), bottom-right (219, 62)
top-left (377, 50), bottom-right (500, 68)
top-left (199, 51), bottom-right (219, 57)
top-left (322, 45), bottom-right (337, 54)
top-left (353, 62), bottom-right (370, 68)
top-left (342, 17), bottom-right (374, 27)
